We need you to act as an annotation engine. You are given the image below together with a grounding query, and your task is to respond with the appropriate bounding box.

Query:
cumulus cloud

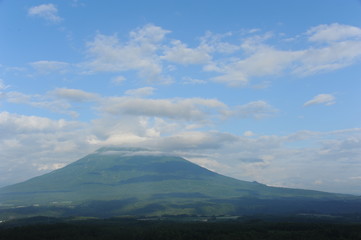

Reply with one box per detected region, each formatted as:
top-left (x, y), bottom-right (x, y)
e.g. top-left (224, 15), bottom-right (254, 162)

top-left (304, 94), bottom-right (336, 107)
top-left (85, 113), bottom-right (191, 149)
top-left (5, 91), bottom-right (77, 117)
top-left (148, 131), bottom-right (239, 151)
top-left (5, 87), bottom-right (276, 124)
top-left (82, 23), bottom-right (361, 86)
top-left (99, 97), bottom-right (275, 123)
top-left (28, 4), bottom-right (62, 23)
top-left (85, 24), bottom-right (170, 82)
top-left (234, 100), bottom-right (278, 119)
top-left (0, 112), bottom-right (93, 186)
top-left (125, 87), bottom-right (155, 97)
top-left (77, 97), bottom-right (277, 152)
top-left (208, 46), bottom-right (303, 86)
top-left (0, 112), bottom-right (67, 133)
top-left (206, 23), bottom-right (361, 85)
top-left (100, 97), bottom-right (228, 121)
top-left (50, 88), bottom-right (99, 102)
top-left (129, 24), bottom-right (170, 43)
top-left (199, 31), bottom-right (241, 54)
top-left (162, 40), bottom-right (211, 64)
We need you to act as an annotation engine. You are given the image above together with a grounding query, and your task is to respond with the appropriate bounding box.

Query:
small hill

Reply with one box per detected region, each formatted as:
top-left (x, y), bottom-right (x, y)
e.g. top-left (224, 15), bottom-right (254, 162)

top-left (0, 147), bottom-right (360, 218)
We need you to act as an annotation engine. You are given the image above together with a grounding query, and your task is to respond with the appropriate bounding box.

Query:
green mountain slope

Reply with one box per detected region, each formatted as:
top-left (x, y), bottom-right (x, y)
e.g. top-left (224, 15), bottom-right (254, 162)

top-left (0, 147), bottom-right (359, 218)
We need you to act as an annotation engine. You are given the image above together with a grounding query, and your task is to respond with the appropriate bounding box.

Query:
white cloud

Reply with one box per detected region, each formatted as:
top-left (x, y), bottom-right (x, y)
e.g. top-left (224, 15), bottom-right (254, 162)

top-left (100, 97), bottom-right (228, 121)
top-left (240, 32), bottom-right (274, 52)
top-left (149, 131), bottom-right (239, 151)
top-left (295, 41), bottom-right (361, 75)
top-left (318, 135), bottom-right (361, 160)
top-left (238, 47), bottom-right (302, 77)
top-left (86, 115), bottom-right (164, 147)
top-left (86, 97), bottom-right (277, 150)
top-left (307, 23), bottom-right (361, 43)
top-left (0, 79), bottom-right (9, 91)
top-left (182, 77), bottom-right (207, 85)
top-left (5, 91), bottom-right (77, 117)
top-left (50, 88), bottom-right (99, 102)
top-left (243, 131), bottom-right (255, 137)
top-left (111, 75), bottom-right (126, 84)
top-left (90, 132), bottom-right (147, 146)
top-left (125, 87), bottom-right (155, 97)
top-left (5, 87), bottom-right (275, 124)
top-left (210, 68), bottom-right (248, 86)
top-left (0, 111), bottom-right (78, 134)
top-left (210, 47), bottom-right (303, 86)
top-left (81, 23), bottom-right (361, 87)
top-left (30, 61), bottom-right (69, 74)
top-left (28, 4), bottom-right (62, 23)
top-left (129, 24), bottom-right (170, 43)
top-left (0, 112), bottom-right (93, 186)
top-left (85, 24), bottom-right (170, 82)
top-left (286, 130), bottom-right (320, 141)
top-left (234, 100), bottom-right (278, 119)
top-left (206, 23), bottom-right (361, 85)
top-left (199, 31), bottom-right (241, 54)
top-left (304, 94), bottom-right (336, 107)
top-left (5, 91), bottom-right (32, 103)
top-left (34, 163), bottom-right (66, 171)
top-left (162, 40), bottom-right (211, 64)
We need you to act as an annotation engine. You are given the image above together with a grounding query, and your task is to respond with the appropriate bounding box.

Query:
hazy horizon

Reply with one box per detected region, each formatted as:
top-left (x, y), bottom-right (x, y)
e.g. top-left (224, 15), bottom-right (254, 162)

top-left (0, 0), bottom-right (361, 195)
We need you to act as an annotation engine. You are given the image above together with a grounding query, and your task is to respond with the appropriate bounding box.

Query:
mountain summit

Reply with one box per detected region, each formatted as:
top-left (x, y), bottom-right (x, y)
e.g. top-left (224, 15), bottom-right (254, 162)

top-left (0, 147), bottom-right (359, 218)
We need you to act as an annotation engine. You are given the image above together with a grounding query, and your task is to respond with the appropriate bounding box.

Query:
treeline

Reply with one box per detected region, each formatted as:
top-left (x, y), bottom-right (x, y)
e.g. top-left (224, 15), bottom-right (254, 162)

top-left (1, 218), bottom-right (361, 240)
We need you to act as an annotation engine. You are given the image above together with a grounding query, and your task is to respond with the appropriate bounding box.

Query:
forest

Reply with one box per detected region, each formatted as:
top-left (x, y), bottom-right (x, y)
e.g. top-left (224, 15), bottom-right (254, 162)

top-left (1, 216), bottom-right (361, 240)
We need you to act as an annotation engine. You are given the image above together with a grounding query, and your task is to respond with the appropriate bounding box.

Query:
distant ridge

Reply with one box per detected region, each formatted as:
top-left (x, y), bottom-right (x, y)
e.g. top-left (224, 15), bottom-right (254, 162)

top-left (0, 147), bottom-right (360, 219)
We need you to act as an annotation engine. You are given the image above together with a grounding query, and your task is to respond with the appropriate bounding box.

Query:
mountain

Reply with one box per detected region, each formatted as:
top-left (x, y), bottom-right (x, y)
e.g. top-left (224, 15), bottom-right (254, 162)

top-left (0, 147), bottom-right (360, 218)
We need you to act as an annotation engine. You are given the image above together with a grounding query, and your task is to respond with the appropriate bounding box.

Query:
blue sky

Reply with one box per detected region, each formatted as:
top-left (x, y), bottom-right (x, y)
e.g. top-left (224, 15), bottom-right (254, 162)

top-left (1, 0), bottom-right (361, 194)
